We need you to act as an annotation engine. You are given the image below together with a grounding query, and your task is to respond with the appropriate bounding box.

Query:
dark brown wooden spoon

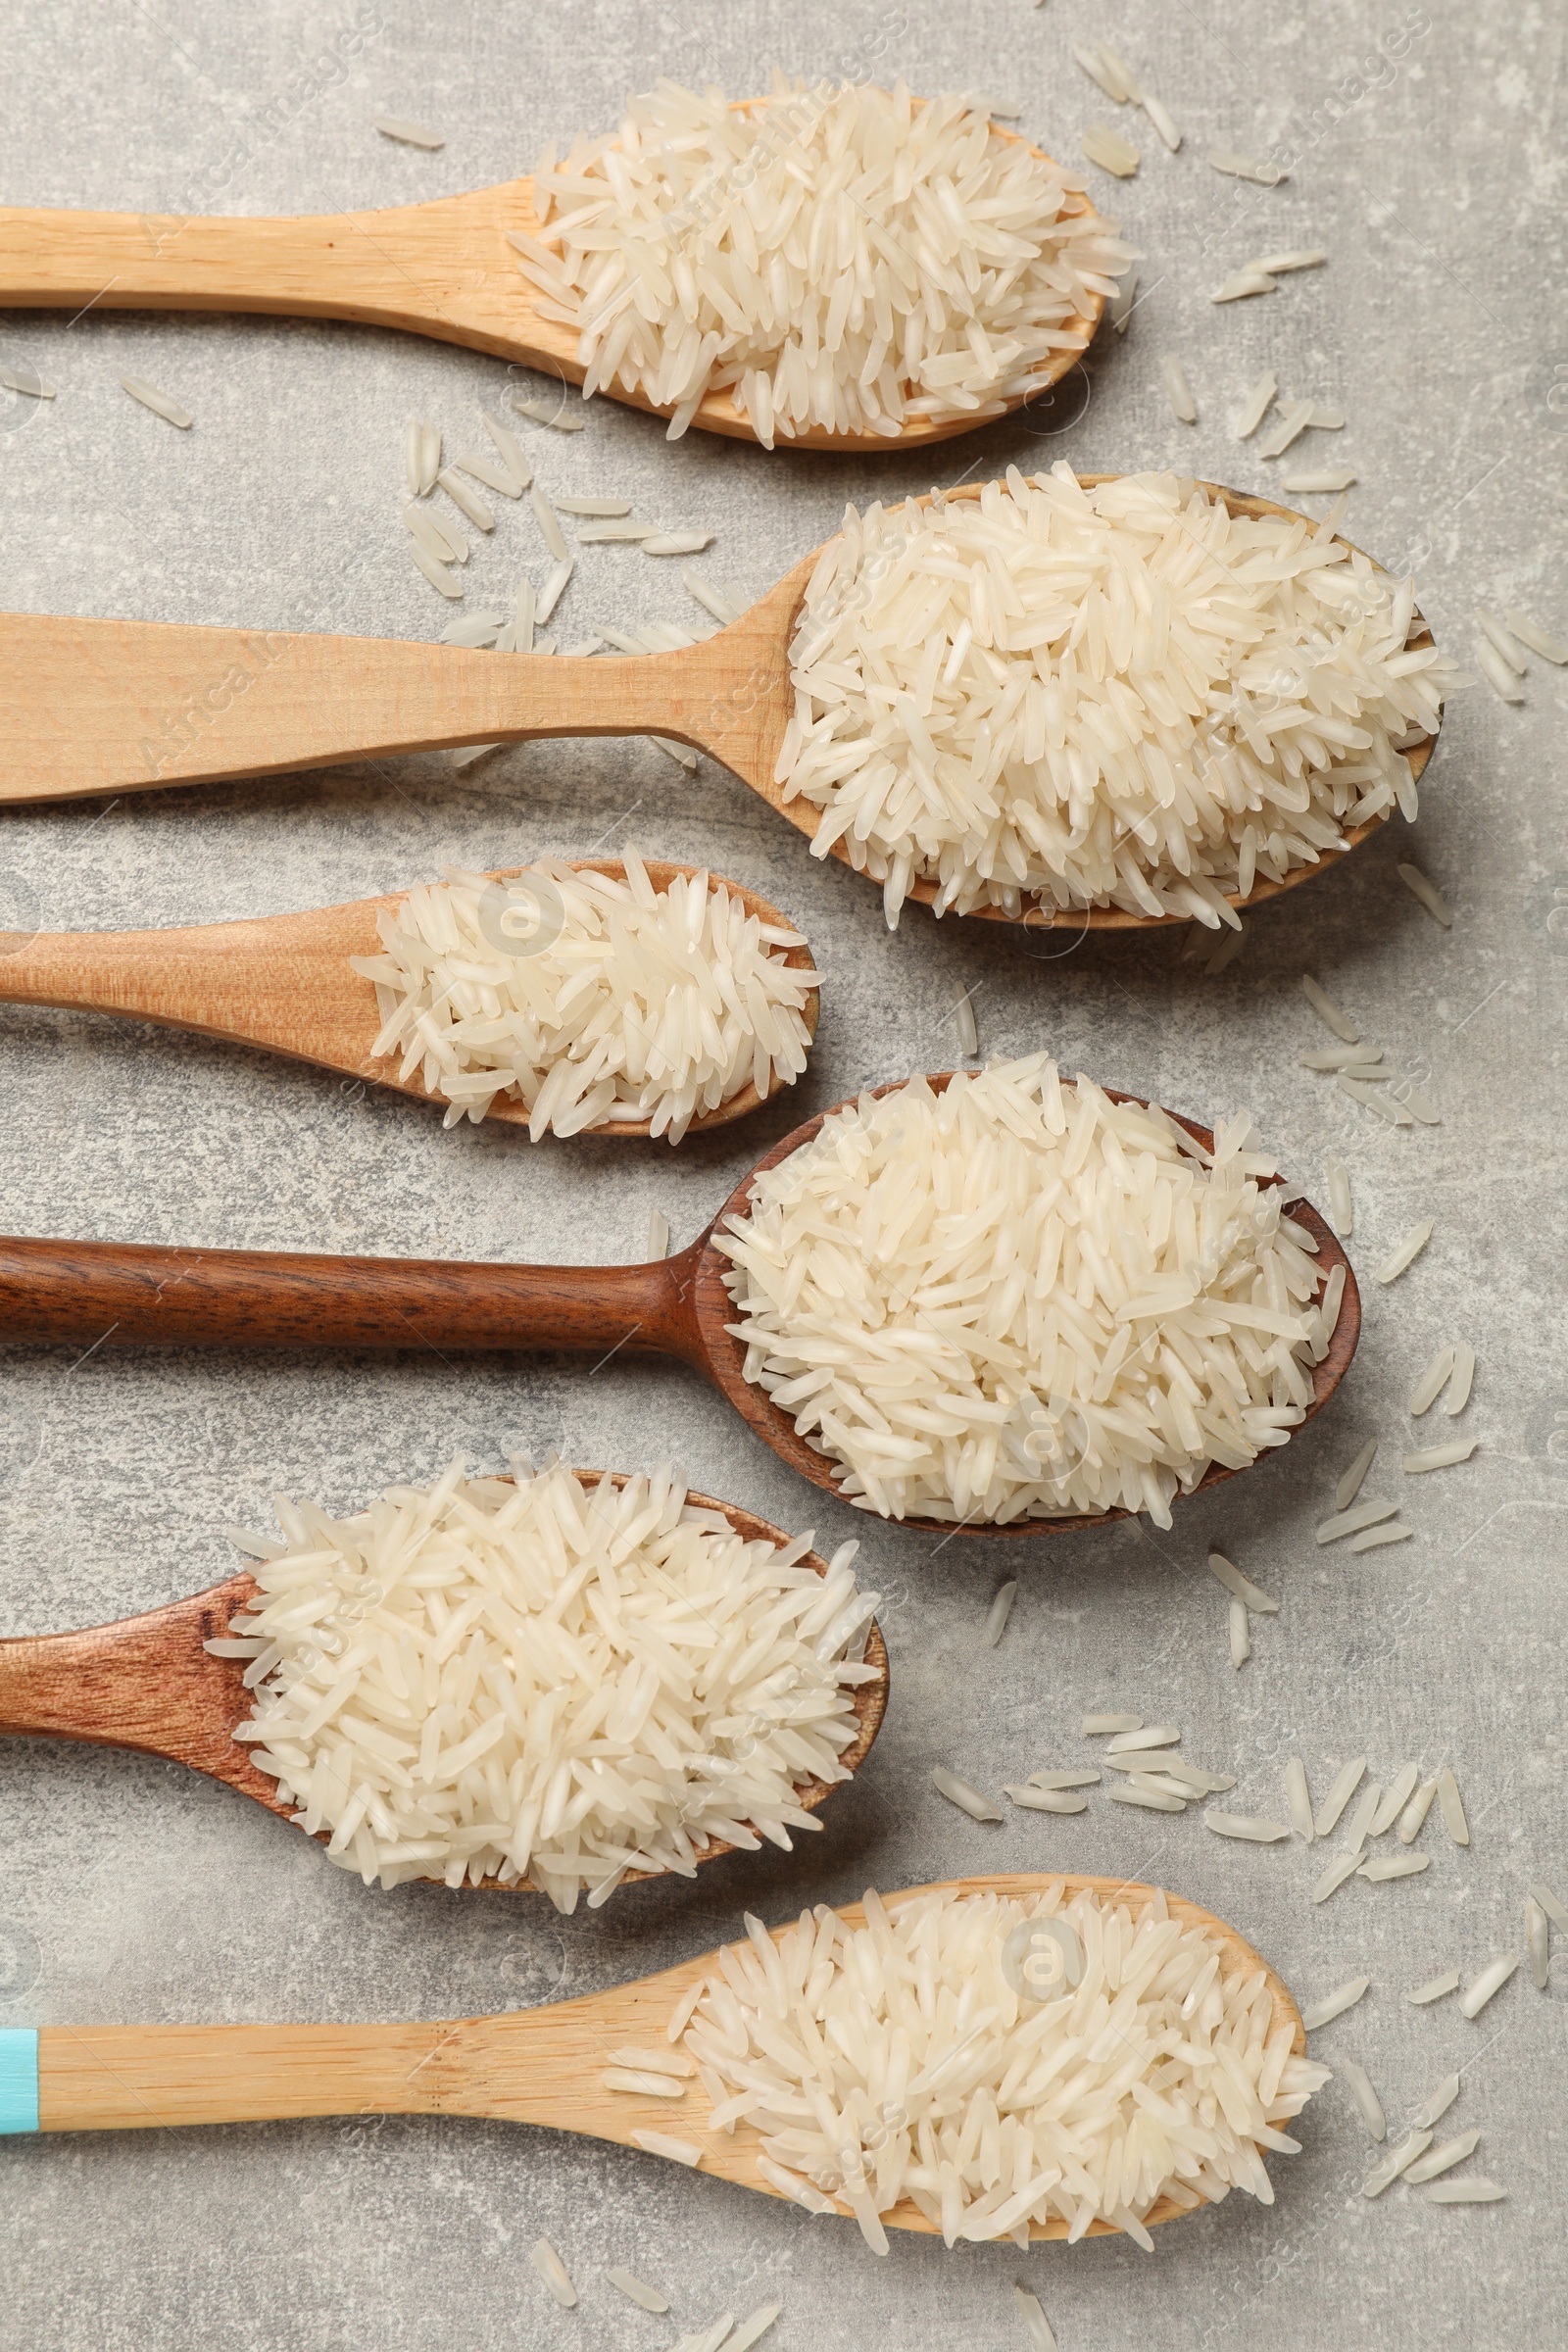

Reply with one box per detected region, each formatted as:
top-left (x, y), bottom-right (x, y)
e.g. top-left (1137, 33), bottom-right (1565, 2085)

top-left (0, 1474), bottom-right (888, 1893)
top-left (0, 1075), bottom-right (1359, 1538)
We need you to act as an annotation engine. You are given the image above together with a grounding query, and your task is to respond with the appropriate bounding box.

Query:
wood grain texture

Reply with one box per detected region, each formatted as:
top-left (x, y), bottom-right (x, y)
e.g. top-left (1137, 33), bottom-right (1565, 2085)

top-left (0, 116), bottom-right (1102, 450)
top-left (0, 477), bottom-right (1443, 938)
top-left (34, 1871), bottom-right (1302, 2244)
top-left (0, 1074), bottom-right (1360, 1538)
top-left (0, 1479), bottom-right (888, 1894)
top-left (0, 859), bottom-right (818, 1139)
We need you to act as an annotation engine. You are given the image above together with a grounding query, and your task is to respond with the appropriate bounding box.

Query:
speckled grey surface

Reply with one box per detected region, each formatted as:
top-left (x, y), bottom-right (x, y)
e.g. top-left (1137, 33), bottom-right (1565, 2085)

top-left (0, 2), bottom-right (1564, 2345)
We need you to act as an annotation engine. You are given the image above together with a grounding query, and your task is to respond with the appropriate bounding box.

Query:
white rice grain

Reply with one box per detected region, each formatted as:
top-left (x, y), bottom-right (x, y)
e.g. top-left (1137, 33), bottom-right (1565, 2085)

top-left (375, 111), bottom-right (444, 148)
top-left (1407, 1968), bottom-right (1460, 2005)
top-left (1402, 1441), bottom-right (1478, 1474)
top-left (1336, 1439), bottom-right (1377, 1511)
top-left (1397, 861), bottom-right (1454, 927)
top-left (932, 1768), bottom-right (1004, 1823)
top-left (531, 2240), bottom-right (577, 2308)
top-left (1376, 1223), bottom-right (1433, 1284)
top-left (1286, 1758), bottom-right (1314, 1840)
top-left (1302, 1977), bottom-right (1369, 2029)
top-left (119, 374), bottom-right (192, 428)
top-left (1160, 356), bottom-right (1197, 421)
top-left (1502, 607), bottom-right (1568, 663)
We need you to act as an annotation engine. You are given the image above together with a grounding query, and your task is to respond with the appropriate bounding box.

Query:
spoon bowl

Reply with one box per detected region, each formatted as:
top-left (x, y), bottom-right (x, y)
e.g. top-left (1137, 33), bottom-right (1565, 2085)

top-left (0, 479), bottom-right (1443, 933)
top-left (10, 1869), bottom-right (1302, 2249)
top-left (0, 115), bottom-right (1102, 452)
top-left (0, 1072), bottom-right (1360, 1538)
top-left (0, 858), bottom-right (819, 1141)
top-left (0, 1474), bottom-right (888, 1890)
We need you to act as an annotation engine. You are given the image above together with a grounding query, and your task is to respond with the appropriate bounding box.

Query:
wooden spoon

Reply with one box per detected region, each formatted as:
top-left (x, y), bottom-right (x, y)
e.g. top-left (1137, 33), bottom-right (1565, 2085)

top-left (0, 1476), bottom-right (888, 1893)
top-left (0, 1869), bottom-right (1303, 2248)
top-left (0, 1075), bottom-right (1360, 1538)
top-left (0, 858), bottom-right (819, 1141)
top-left (0, 117), bottom-right (1100, 452)
top-left (0, 482), bottom-right (1442, 933)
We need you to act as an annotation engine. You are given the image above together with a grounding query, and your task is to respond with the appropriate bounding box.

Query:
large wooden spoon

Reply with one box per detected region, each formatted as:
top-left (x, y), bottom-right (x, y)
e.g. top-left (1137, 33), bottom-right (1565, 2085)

top-left (0, 482), bottom-right (1442, 933)
top-left (0, 1871), bottom-right (1303, 2248)
top-left (0, 858), bottom-right (819, 1140)
top-left (0, 1476), bottom-right (888, 1893)
top-left (0, 116), bottom-right (1101, 452)
top-left (0, 1074), bottom-right (1360, 1537)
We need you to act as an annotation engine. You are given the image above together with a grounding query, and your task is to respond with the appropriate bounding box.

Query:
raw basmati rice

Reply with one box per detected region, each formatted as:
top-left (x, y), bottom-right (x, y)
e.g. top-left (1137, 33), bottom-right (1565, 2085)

top-left (1207, 151), bottom-right (1288, 185)
top-left (375, 111), bottom-right (443, 148)
top-left (1527, 1897), bottom-right (1549, 1988)
top-left (350, 854), bottom-right (819, 1139)
top-left (1371, 1765), bottom-right (1420, 1833)
top-left (933, 1768), bottom-right (1004, 1823)
top-left (1324, 1153), bottom-right (1352, 1238)
top-left (1405, 2131), bottom-right (1482, 2182)
top-left (1458, 1957), bottom-right (1516, 2019)
top-left (1279, 468), bottom-right (1356, 495)
top-left (1302, 976), bottom-right (1358, 1043)
top-left (1006, 1787), bottom-right (1088, 1813)
top-left (1358, 1852), bottom-right (1429, 1882)
top-left (439, 466), bottom-right (495, 532)
top-left (1160, 356), bottom-right (1197, 420)
top-left (1206, 1812), bottom-right (1287, 1841)
top-left (1397, 861), bottom-right (1453, 926)
top-left (632, 2128), bottom-right (703, 2163)
top-left (1344, 1784), bottom-right (1382, 1852)
top-left (1532, 1881), bottom-right (1567, 1925)
top-left (1376, 1223), bottom-right (1433, 1285)
top-left (1111, 1783), bottom-right (1187, 1812)
top-left (1082, 123), bottom-right (1141, 177)
top-left (120, 373), bottom-right (191, 428)
top-left (1317, 1501), bottom-right (1396, 1543)
top-left (1108, 1725), bottom-right (1182, 1755)
top-left (1235, 370), bottom-right (1278, 439)
top-left (0, 364), bottom-right (56, 398)
top-left (1315, 1757), bottom-right (1366, 1838)
top-left (1256, 400), bottom-right (1314, 460)
top-left (1362, 2130), bottom-right (1432, 2195)
top-left (780, 468), bottom-right (1450, 927)
top-left (481, 409), bottom-right (531, 489)
top-left (1084, 1714), bottom-right (1141, 1735)
top-left (1349, 1522), bottom-right (1411, 1552)
top-left (729, 2306), bottom-right (783, 2352)
top-left (211, 1461), bottom-right (879, 1907)
top-left (1339, 2058), bottom-right (1386, 2139)
top-left (1446, 1344), bottom-right (1475, 1416)
top-left (1229, 1598), bottom-right (1251, 1668)
top-left (1413, 2074), bottom-right (1460, 2130)
top-left (673, 1883), bottom-right (1329, 2246)
top-left (1251, 250), bottom-right (1325, 273)
top-left (1476, 640), bottom-right (1525, 703)
top-left (1029, 1769), bottom-right (1102, 1789)
top-left (1207, 1549), bottom-right (1278, 1612)
top-left (1302, 1976), bottom-right (1368, 2029)
top-left (1407, 1969), bottom-right (1459, 2004)
top-left (1212, 270), bottom-right (1277, 303)
top-left (718, 1060), bottom-right (1337, 1525)
top-left (1015, 2285), bottom-right (1059, 2351)
top-left (608, 2270), bottom-right (670, 2313)
top-left (1141, 92), bottom-right (1181, 152)
top-left (1410, 1348), bottom-right (1456, 1416)
top-left (1475, 609), bottom-right (1527, 672)
top-left (409, 540), bottom-right (463, 599)
top-left (1402, 1441), bottom-right (1477, 1474)
top-left (1503, 607), bottom-right (1568, 662)
top-left (1426, 2177), bottom-right (1504, 2202)
top-left (455, 446), bottom-right (523, 498)
top-left (985, 1580), bottom-right (1017, 1644)
top-left (1286, 1758), bottom-right (1314, 1840)
top-left (531, 2240), bottom-right (577, 2306)
top-left (527, 79), bottom-right (1132, 444)
top-left (1312, 1851), bottom-right (1363, 1902)
top-left (1437, 1768), bottom-right (1469, 1846)
top-left (1398, 1778), bottom-right (1438, 1843)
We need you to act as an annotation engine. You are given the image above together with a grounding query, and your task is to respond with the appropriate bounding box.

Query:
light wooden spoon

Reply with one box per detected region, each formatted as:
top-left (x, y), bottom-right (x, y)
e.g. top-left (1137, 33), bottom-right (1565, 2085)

top-left (0, 1074), bottom-right (1360, 1538)
top-left (0, 117), bottom-right (1100, 452)
top-left (0, 858), bottom-right (819, 1140)
top-left (0, 482), bottom-right (1443, 933)
top-left (0, 1476), bottom-right (887, 1893)
top-left (0, 1870), bottom-right (1303, 2249)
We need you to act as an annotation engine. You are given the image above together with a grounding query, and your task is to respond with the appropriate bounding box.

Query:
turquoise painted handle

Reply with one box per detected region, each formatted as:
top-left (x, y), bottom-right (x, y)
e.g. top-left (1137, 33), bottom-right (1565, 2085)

top-left (0, 2029), bottom-right (38, 2132)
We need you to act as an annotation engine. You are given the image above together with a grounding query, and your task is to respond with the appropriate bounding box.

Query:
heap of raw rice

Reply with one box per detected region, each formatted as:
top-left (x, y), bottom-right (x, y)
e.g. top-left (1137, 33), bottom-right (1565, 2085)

top-left (717, 1057), bottom-right (1341, 1525)
top-left (676, 1881), bottom-right (1329, 2248)
top-left (514, 77), bottom-right (1132, 443)
top-left (351, 854), bottom-right (819, 1139)
top-left (207, 1461), bottom-right (880, 1908)
top-left (779, 466), bottom-right (1459, 925)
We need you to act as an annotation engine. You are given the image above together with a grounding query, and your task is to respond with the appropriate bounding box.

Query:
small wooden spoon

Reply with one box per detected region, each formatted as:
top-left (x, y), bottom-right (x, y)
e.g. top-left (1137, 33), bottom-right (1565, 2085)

top-left (0, 116), bottom-right (1101, 452)
top-left (0, 1075), bottom-right (1360, 1538)
top-left (0, 1476), bottom-right (887, 1893)
top-left (0, 1869), bottom-right (1303, 2248)
top-left (0, 858), bottom-right (819, 1140)
top-left (0, 481), bottom-right (1442, 933)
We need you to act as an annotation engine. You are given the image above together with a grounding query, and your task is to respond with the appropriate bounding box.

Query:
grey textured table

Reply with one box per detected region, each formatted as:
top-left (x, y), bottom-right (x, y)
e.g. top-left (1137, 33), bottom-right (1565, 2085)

top-left (0, 3), bottom-right (1563, 2346)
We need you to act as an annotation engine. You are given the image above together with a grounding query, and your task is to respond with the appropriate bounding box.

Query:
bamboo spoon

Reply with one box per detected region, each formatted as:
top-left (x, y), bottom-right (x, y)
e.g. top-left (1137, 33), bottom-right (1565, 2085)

top-left (0, 1870), bottom-right (1303, 2247)
top-left (0, 1075), bottom-right (1360, 1538)
top-left (0, 858), bottom-right (819, 1140)
top-left (0, 482), bottom-right (1442, 933)
top-left (0, 117), bottom-right (1100, 452)
top-left (0, 1477), bottom-right (888, 1892)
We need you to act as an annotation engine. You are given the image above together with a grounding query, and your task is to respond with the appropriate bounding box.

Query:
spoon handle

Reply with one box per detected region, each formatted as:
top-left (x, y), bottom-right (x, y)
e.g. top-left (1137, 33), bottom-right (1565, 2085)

top-left (0, 1232), bottom-right (706, 1365)
top-left (0, 191), bottom-right (507, 336)
top-left (0, 1578), bottom-right (256, 1778)
top-left (0, 612), bottom-right (710, 802)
